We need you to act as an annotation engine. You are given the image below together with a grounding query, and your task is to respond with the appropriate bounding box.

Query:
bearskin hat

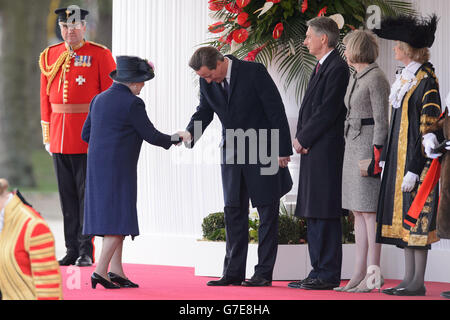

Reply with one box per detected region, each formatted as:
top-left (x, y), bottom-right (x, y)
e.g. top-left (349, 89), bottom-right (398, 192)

top-left (373, 14), bottom-right (438, 49)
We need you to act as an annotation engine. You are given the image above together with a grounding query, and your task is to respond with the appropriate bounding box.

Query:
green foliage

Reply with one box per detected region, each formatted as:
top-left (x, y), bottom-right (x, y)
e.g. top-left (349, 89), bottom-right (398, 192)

top-left (202, 202), bottom-right (356, 244)
top-left (202, 212), bottom-right (227, 241)
top-left (342, 212), bottom-right (356, 244)
top-left (278, 213), bottom-right (307, 245)
top-left (16, 150), bottom-right (58, 193)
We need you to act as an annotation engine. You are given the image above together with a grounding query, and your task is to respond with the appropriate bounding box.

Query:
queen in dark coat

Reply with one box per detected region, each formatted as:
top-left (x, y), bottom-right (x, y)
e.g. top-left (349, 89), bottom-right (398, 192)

top-left (82, 56), bottom-right (181, 289)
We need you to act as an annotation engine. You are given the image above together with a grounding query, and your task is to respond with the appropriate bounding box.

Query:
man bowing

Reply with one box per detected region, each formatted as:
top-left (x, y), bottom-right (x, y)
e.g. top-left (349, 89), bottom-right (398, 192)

top-left (180, 47), bottom-right (293, 287)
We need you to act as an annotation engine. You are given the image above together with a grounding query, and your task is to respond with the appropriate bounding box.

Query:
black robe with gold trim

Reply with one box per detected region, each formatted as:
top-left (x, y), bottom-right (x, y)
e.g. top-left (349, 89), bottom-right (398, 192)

top-left (376, 63), bottom-right (441, 248)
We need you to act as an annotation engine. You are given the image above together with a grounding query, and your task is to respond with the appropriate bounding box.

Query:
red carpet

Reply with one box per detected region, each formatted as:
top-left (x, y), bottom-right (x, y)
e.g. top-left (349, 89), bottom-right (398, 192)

top-left (61, 264), bottom-right (449, 300)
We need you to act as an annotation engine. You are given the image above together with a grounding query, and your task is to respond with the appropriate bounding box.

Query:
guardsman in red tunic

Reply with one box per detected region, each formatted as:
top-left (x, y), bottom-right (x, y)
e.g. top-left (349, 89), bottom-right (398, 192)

top-left (0, 179), bottom-right (63, 300)
top-left (39, 6), bottom-right (116, 267)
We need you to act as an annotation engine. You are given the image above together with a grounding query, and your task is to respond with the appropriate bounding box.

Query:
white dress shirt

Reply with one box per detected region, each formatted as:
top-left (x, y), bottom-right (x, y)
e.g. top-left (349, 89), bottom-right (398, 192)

top-left (223, 57), bottom-right (233, 87)
top-left (319, 49), bottom-right (334, 66)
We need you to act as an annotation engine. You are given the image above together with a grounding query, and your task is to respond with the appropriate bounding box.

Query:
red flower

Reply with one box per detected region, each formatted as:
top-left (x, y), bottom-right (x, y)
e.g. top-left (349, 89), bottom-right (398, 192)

top-left (237, 12), bottom-right (251, 28)
top-left (244, 44), bottom-right (266, 61)
top-left (301, 0), bottom-right (308, 13)
top-left (233, 28), bottom-right (249, 43)
top-left (318, 6), bottom-right (327, 17)
top-left (208, 0), bottom-right (226, 11)
top-left (236, 0), bottom-right (251, 8)
top-left (272, 22), bottom-right (284, 39)
top-left (225, 2), bottom-right (242, 14)
top-left (267, 0), bottom-right (281, 3)
top-left (208, 22), bottom-right (225, 34)
top-left (225, 32), bottom-right (234, 44)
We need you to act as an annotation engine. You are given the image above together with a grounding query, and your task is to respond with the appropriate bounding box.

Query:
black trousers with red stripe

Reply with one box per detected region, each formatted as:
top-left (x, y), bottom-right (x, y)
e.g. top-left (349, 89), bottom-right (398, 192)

top-left (53, 154), bottom-right (93, 259)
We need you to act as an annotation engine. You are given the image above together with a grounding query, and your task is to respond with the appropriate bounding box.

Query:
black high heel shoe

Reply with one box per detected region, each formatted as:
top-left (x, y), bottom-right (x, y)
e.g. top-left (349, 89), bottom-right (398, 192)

top-left (91, 273), bottom-right (121, 289)
top-left (108, 272), bottom-right (139, 288)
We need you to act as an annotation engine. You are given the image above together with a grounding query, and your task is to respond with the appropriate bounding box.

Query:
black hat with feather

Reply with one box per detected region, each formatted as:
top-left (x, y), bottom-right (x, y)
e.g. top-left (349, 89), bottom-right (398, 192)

top-left (373, 14), bottom-right (438, 49)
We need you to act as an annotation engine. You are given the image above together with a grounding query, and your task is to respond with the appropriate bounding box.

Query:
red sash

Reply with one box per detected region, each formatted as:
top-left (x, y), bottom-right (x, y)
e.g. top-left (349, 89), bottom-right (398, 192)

top-left (404, 159), bottom-right (441, 228)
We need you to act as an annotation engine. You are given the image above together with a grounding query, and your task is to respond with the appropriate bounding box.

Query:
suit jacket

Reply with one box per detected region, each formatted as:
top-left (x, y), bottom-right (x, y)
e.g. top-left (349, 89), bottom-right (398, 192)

top-left (295, 49), bottom-right (350, 219)
top-left (186, 55), bottom-right (293, 207)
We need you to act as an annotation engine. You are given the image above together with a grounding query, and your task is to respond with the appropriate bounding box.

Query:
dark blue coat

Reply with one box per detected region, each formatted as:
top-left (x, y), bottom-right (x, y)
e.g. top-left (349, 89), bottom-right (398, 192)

top-left (295, 49), bottom-right (350, 219)
top-left (82, 82), bottom-right (174, 237)
top-left (186, 56), bottom-right (293, 207)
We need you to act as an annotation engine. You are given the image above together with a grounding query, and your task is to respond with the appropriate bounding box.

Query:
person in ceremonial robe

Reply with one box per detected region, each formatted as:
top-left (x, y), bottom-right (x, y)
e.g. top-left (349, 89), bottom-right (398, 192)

top-left (0, 179), bottom-right (62, 300)
top-left (39, 6), bottom-right (116, 267)
top-left (373, 14), bottom-right (441, 297)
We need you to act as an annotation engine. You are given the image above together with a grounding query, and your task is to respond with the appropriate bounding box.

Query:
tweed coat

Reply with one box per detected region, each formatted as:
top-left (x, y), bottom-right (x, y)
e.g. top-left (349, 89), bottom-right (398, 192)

top-left (342, 63), bottom-right (390, 212)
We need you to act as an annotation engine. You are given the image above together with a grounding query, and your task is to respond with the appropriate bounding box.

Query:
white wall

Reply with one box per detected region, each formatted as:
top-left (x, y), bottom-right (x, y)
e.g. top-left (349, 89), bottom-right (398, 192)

top-left (113, 0), bottom-right (224, 240)
top-left (112, 0), bottom-right (450, 267)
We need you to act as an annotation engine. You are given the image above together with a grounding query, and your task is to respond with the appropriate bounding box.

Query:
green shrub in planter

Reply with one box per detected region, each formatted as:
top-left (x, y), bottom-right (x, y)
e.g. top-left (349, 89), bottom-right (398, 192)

top-left (278, 214), bottom-right (307, 245)
top-left (202, 204), bottom-right (355, 245)
top-left (202, 212), bottom-right (226, 241)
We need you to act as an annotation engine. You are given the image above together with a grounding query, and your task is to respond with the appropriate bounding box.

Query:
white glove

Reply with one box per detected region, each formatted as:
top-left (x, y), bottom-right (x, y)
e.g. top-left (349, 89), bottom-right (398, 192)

top-left (446, 141), bottom-right (450, 151)
top-left (445, 91), bottom-right (450, 116)
top-left (401, 171), bottom-right (419, 193)
top-left (45, 144), bottom-right (52, 156)
top-left (422, 133), bottom-right (442, 159)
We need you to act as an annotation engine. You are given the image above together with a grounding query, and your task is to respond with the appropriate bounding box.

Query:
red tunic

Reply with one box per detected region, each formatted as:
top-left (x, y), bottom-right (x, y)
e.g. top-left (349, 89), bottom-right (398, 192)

top-left (40, 41), bottom-right (116, 154)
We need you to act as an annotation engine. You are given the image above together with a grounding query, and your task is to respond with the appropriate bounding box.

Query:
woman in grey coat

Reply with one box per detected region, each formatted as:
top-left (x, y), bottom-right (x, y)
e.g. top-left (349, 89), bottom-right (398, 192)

top-left (335, 30), bottom-right (390, 293)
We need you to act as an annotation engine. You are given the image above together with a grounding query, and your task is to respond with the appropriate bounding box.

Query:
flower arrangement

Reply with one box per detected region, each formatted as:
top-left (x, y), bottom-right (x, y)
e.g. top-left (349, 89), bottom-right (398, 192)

top-left (205, 0), bottom-right (414, 102)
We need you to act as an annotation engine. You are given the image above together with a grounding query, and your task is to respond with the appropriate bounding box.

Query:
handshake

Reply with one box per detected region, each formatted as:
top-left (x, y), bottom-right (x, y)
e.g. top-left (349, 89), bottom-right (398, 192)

top-left (173, 131), bottom-right (193, 147)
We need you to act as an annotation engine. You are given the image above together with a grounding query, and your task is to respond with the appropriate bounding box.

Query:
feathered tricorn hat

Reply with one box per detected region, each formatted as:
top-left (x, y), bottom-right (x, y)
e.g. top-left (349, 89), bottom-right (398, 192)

top-left (373, 14), bottom-right (438, 49)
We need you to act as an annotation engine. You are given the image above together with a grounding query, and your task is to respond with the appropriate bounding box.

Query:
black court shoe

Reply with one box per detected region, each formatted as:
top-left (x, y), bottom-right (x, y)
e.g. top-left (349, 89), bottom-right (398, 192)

top-left (108, 272), bottom-right (139, 288)
top-left (91, 273), bottom-right (120, 289)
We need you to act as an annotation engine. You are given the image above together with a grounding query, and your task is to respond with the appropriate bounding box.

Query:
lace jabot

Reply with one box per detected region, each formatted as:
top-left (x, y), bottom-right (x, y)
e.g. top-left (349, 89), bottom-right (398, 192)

top-left (389, 61), bottom-right (422, 109)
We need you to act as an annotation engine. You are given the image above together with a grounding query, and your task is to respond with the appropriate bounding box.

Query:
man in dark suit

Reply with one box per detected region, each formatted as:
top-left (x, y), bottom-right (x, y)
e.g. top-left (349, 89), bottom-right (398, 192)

top-left (288, 17), bottom-right (350, 290)
top-left (180, 47), bottom-right (293, 287)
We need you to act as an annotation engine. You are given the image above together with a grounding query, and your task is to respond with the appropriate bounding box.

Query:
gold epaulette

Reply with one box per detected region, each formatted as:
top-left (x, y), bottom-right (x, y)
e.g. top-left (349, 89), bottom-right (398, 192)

top-left (88, 41), bottom-right (109, 50)
top-left (39, 43), bottom-right (71, 95)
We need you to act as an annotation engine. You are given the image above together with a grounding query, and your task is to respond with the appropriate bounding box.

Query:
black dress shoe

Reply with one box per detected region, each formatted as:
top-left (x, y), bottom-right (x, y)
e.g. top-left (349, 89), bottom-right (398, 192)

top-left (91, 273), bottom-right (120, 289)
top-left (241, 275), bottom-right (272, 287)
top-left (58, 255), bottom-right (78, 266)
top-left (300, 278), bottom-right (340, 290)
top-left (381, 287), bottom-right (399, 295)
top-left (441, 291), bottom-right (450, 299)
top-left (288, 278), bottom-right (315, 289)
top-left (108, 272), bottom-right (139, 288)
top-left (394, 286), bottom-right (426, 296)
top-left (207, 277), bottom-right (242, 286)
top-left (75, 254), bottom-right (93, 267)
